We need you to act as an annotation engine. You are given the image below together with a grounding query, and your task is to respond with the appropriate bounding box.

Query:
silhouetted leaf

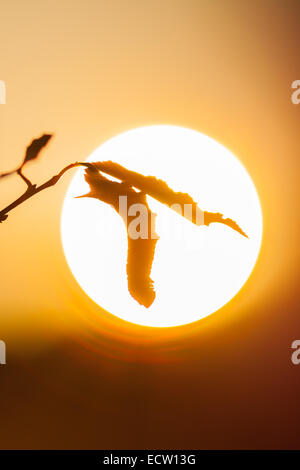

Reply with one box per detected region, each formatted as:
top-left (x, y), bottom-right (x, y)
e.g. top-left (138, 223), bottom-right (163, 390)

top-left (22, 134), bottom-right (52, 166)
top-left (79, 167), bottom-right (158, 308)
top-left (204, 212), bottom-right (248, 238)
top-left (92, 161), bottom-right (248, 237)
top-left (77, 163), bottom-right (249, 307)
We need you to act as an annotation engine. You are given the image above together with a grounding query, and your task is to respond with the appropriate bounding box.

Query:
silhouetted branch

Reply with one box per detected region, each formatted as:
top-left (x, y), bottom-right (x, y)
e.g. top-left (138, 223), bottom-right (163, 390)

top-left (17, 168), bottom-right (33, 188)
top-left (0, 134), bottom-right (96, 223)
top-left (0, 134), bottom-right (248, 239)
top-left (0, 169), bottom-right (18, 180)
top-left (0, 161), bottom-right (90, 223)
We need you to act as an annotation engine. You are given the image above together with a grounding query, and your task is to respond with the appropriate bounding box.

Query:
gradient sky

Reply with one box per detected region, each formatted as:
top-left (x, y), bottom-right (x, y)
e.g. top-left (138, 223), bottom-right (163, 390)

top-left (0, 0), bottom-right (299, 449)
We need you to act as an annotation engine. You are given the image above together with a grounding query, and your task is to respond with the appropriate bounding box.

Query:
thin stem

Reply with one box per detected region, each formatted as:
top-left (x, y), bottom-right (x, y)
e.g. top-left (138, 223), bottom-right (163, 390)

top-left (17, 168), bottom-right (34, 188)
top-left (0, 162), bottom-right (90, 223)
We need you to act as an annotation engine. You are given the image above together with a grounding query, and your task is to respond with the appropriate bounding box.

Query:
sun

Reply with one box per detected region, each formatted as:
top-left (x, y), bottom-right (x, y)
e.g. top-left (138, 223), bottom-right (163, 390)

top-left (61, 125), bottom-right (263, 327)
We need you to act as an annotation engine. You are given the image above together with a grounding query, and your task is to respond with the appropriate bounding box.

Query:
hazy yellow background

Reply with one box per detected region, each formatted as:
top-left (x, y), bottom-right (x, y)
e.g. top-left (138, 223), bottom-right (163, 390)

top-left (0, 0), bottom-right (299, 449)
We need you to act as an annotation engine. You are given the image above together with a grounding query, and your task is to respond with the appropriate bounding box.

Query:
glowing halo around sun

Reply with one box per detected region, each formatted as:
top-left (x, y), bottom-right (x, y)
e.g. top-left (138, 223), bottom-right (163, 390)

top-left (61, 125), bottom-right (263, 328)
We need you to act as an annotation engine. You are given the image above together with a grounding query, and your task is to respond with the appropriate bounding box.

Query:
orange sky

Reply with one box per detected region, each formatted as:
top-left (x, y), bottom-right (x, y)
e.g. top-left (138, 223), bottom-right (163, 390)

top-left (0, 0), bottom-right (299, 449)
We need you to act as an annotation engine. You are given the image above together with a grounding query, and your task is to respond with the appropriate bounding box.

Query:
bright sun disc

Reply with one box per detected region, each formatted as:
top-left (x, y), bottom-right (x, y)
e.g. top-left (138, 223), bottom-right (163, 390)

top-left (61, 125), bottom-right (263, 327)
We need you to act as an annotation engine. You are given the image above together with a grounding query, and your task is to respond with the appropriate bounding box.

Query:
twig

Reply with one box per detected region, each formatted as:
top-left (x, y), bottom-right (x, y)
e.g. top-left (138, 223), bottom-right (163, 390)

top-left (0, 162), bottom-right (91, 223)
top-left (17, 168), bottom-right (34, 188)
top-left (0, 169), bottom-right (19, 179)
